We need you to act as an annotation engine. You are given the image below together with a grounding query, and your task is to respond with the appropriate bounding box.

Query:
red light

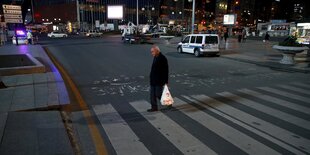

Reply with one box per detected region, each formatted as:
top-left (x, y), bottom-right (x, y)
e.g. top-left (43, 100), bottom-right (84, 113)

top-left (34, 13), bottom-right (41, 18)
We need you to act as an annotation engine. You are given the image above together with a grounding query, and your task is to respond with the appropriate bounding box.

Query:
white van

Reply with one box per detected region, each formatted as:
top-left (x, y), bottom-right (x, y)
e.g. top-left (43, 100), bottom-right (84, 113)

top-left (177, 34), bottom-right (220, 57)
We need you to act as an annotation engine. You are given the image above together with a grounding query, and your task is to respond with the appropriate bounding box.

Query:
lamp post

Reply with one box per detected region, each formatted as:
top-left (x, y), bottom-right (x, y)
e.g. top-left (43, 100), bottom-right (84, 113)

top-left (31, 0), bottom-right (35, 23)
top-left (90, 5), bottom-right (94, 32)
top-left (137, 0), bottom-right (139, 27)
top-left (188, 0), bottom-right (196, 34)
top-left (142, 5), bottom-right (155, 25)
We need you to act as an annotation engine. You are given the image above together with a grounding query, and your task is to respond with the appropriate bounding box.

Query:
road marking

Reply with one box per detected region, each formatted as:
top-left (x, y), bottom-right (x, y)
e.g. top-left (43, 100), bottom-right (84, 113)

top-left (217, 91), bottom-right (310, 130)
top-left (175, 97), bottom-right (280, 155)
top-left (181, 95), bottom-right (308, 155)
top-left (93, 104), bottom-right (151, 155)
top-left (129, 100), bottom-right (217, 155)
top-left (277, 85), bottom-right (310, 95)
top-left (258, 87), bottom-right (310, 103)
top-left (45, 48), bottom-right (108, 155)
top-left (190, 94), bottom-right (310, 154)
top-left (291, 82), bottom-right (310, 89)
top-left (238, 89), bottom-right (310, 115)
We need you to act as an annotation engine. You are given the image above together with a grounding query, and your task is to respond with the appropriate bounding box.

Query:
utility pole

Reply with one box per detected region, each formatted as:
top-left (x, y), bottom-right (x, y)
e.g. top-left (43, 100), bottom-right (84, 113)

top-left (191, 0), bottom-right (195, 34)
top-left (31, 0), bottom-right (35, 23)
top-left (136, 0), bottom-right (139, 27)
top-left (91, 5), bottom-right (94, 32)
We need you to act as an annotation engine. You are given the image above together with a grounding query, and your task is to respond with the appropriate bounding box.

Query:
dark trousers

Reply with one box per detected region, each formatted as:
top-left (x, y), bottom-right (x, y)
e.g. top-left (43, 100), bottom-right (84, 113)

top-left (150, 85), bottom-right (163, 109)
top-left (28, 38), bottom-right (32, 44)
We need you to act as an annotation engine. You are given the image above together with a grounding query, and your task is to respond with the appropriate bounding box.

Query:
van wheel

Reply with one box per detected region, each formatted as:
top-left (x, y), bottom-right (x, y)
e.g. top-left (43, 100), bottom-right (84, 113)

top-left (177, 46), bottom-right (183, 53)
top-left (194, 49), bottom-right (200, 57)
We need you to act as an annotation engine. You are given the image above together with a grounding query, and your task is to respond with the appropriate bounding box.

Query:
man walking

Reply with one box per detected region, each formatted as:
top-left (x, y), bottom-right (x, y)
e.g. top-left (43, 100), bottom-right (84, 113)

top-left (27, 30), bottom-right (33, 45)
top-left (148, 45), bottom-right (169, 112)
top-left (224, 31), bottom-right (229, 43)
top-left (264, 32), bottom-right (270, 42)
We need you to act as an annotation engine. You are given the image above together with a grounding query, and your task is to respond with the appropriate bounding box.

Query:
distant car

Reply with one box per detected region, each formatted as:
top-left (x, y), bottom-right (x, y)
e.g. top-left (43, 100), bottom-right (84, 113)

top-left (47, 32), bottom-right (68, 38)
top-left (12, 35), bottom-right (28, 45)
top-left (85, 31), bottom-right (103, 37)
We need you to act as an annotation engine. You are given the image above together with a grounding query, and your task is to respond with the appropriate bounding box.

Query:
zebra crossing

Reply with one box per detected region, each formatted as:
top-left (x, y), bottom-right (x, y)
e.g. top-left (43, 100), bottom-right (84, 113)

top-left (92, 82), bottom-right (310, 155)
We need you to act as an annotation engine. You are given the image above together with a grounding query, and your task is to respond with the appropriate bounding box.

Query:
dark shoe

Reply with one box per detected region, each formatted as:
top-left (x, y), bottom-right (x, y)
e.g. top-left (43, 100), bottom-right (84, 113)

top-left (147, 108), bottom-right (158, 112)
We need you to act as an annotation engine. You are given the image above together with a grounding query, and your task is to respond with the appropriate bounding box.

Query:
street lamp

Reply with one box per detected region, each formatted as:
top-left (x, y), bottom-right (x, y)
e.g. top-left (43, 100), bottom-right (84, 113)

top-left (31, 0), bottom-right (35, 23)
top-left (142, 5), bottom-right (155, 25)
top-left (90, 5), bottom-right (94, 32)
top-left (188, 0), bottom-right (196, 34)
top-left (137, 0), bottom-right (139, 27)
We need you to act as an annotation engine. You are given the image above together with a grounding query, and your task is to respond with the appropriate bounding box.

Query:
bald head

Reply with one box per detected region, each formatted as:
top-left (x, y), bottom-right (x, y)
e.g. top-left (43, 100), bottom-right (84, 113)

top-left (151, 45), bottom-right (161, 57)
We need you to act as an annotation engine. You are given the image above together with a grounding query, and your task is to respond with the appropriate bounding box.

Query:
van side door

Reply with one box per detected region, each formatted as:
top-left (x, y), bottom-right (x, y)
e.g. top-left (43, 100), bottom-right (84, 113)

top-left (181, 36), bottom-right (190, 53)
top-left (189, 36), bottom-right (196, 53)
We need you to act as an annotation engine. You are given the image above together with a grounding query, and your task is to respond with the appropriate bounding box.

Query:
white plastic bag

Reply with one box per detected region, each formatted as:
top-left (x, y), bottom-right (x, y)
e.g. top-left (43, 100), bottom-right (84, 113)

top-left (160, 85), bottom-right (174, 106)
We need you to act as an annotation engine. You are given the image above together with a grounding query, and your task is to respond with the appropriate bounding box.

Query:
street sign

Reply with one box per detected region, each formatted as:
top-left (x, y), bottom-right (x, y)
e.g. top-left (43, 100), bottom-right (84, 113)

top-left (2, 4), bottom-right (23, 24)
top-left (2, 4), bottom-right (21, 10)
top-left (4, 19), bottom-right (23, 23)
top-left (3, 9), bottom-right (22, 14)
top-left (4, 14), bottom-right (22, 19)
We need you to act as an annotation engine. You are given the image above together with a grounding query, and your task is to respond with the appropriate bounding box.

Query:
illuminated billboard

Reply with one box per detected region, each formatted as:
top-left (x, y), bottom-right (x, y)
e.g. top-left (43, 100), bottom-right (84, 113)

top-left (223, 14), bottom-right (236, 25)
top-left (107, 5), bottom-right (123, 20)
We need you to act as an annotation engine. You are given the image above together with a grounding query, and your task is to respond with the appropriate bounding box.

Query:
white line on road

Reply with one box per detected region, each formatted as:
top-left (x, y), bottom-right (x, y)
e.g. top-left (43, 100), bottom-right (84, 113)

top-left (291, 82), bottom-right (310, 89)
top-left (238, 89), bottom-right (310, 115)
top-left (175, 97), bottom-right (281, 155)
top-left (277, 84), bottom-right (310, 95)
top-left (217, 91), bottom-right (310, 130)
top-left (130, 100), bottom-right (217, 155)
top-left (189, 94), bottom-right (310, 154)
top-left (258, 87), bottom-right (310, 103)
top-left (92, 104), bottom-right (151, 155)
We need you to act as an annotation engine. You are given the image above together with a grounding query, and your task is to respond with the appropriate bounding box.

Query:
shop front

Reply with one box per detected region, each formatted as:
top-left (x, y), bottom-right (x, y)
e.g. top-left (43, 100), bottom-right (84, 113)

top-left (296, 23), bottom-right (310, 45)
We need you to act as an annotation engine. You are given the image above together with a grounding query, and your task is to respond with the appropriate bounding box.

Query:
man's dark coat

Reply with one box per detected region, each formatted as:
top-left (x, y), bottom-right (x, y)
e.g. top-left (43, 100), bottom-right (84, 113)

top-left (150, 52), bottom-right (169, 86)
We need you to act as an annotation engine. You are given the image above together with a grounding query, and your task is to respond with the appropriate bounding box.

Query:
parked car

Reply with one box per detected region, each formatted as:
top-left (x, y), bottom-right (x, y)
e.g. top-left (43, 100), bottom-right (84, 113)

top-left (177, 34), bottom-right (220, 57)
top-left (47, 32), bottom-right (68, 38)
top-left (85, 31), bottom-right (103, 37)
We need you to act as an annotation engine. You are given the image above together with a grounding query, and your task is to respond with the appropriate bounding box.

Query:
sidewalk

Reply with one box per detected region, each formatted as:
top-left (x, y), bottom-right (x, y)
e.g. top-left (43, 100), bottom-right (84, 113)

top-left (220, 38), bottom-right (310, 73)
top-left (0, 44), bottom-right (73, 154)
top-left (160, 36), bottom-right (310, 73)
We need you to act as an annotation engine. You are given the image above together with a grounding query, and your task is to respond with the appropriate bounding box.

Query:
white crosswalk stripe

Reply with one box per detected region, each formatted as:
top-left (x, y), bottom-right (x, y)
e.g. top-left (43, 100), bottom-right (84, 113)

top-left (130, 100), bottom-right (217, 155)
top-left (258, 87), bottom-right (310, 103)
top-left (291, 82), bottom-right (310, 89)
top-left (217, 91), bottom-right (310, 130)
top-left (190, 94), bottom-right (310, 154)
top-left (175, 97), bottom-right (280, 155)
top-left (180, 96), bottom-right (307, 155)
top-left (238, 89), bottom-right (310, 115)
top-left (92, 83), bottom-right (310, 155)
top-left (277, 84), bottom-right (310, 95)
top-left (92, 104), bottom-right (151, 155)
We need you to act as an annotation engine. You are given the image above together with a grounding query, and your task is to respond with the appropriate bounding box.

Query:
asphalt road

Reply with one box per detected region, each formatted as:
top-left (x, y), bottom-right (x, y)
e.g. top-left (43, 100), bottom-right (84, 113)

top-left (44, 36), bottom-right (310, 155)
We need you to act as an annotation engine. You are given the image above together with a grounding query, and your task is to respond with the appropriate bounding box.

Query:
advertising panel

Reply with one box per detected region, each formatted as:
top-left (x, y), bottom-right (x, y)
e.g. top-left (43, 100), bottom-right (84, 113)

top-left (107, 5), bottom-right (123, 20)
top-left (223, 14), bottom-right (236, 25)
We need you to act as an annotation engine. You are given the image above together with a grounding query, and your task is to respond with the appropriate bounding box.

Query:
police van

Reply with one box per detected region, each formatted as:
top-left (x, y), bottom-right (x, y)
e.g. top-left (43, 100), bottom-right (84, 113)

top-left (177, 34), bottom-right (220, 57)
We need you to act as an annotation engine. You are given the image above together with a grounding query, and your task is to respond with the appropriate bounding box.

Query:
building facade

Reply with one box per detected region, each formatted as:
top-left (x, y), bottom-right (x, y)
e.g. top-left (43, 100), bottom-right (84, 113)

top-left (31, 0), bottom-right (161, 32)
